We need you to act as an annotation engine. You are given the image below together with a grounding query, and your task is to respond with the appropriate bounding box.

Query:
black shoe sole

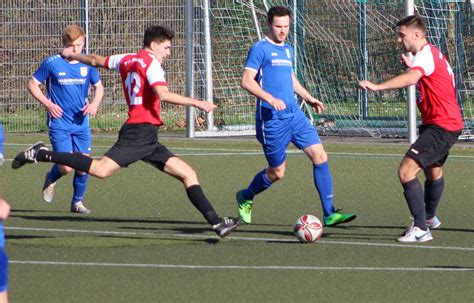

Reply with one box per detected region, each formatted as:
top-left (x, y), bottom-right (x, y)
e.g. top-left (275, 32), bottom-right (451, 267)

top-left (216, 218), bottom-right (242, 238)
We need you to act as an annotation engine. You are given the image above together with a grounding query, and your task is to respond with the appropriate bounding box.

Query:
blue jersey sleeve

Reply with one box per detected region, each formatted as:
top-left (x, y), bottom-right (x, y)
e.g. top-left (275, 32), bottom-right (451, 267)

top-left (89, 66), bottom-right (101, 85)
top-left (32, 59), bottom-right (51, 83)
top-left (0, 222), bottom-right (4, 248)
top-left (244, 43), bottom-right (265, 72)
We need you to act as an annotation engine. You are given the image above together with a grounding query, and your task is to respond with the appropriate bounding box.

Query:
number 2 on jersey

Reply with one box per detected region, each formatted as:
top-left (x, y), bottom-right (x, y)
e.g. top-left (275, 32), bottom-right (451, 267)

top-left (125, 72), bottom-right (143, 105)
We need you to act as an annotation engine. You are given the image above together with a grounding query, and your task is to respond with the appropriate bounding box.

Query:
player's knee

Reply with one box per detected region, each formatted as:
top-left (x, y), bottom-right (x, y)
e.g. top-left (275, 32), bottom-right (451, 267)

top-left (398, 167), bottom-right (414, 183)
top-left (398, 159), bottom-right (420, 183)
top-left (59, 165), bottom-right (73, 175)
top-left (314, 154), bottom-right (328, 164)
top-left (90, 167), bottom-right (112, 179)
top-left (268, 168), bottom-right (285, 181)
top-left (306, 144), bottom-right (327, 164)
top-left (275, 170), bottom-right (285, 180)
top-left (183, 169), bottom-right (199, 185)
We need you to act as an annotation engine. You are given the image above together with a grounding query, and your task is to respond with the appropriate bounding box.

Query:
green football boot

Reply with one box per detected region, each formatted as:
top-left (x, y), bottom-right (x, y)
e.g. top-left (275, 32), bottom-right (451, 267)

top-left (236, 190), bottom-right (253, 224)
top-left (323, 209), bottom-right (356, 226)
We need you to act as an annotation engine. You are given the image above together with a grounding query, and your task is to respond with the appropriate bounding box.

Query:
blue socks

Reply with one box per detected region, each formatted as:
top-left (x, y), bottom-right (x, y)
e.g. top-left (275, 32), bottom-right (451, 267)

top-left (47, 165), bottom-right (89, 205)
top-left (242, 164), bottom-right (336, 218)
top-left (242, 170), bottom-right (272, 200)
top-left (313, 162), bottom-right (336, 217)
top-left (72, 172), bottom-right (89, 204)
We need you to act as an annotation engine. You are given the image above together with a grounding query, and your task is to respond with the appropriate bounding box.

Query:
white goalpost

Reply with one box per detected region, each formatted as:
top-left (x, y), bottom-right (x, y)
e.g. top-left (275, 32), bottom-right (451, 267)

top-left (187, 0), bottom-right (473, 140)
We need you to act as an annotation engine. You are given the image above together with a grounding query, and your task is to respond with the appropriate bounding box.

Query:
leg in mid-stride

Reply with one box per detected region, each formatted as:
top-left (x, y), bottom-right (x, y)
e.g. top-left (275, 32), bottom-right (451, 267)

top-left (160, 155), bottom-right (241, 238)
top-left (397, 125), bottom-right (460, 243)
top-left (42, 127), bottom-right (93, 214)
top-left (12, 140), bottom-right (241, 238)
top-left (236, 111), bottom-right (356, 226)
top-left (303, 142), bottom-right (356, 227)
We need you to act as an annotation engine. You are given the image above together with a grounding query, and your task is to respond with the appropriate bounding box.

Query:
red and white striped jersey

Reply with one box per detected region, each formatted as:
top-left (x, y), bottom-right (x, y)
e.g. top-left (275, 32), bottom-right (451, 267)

top-left (410, 43), bottom-right (463, 131)
top-left (105, 50), bottom-right (167, 125)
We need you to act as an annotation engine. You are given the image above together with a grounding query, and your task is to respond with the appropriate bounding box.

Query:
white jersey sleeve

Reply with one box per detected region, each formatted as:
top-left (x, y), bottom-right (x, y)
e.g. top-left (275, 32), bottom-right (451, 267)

top-left (146, 59), bottom-right (167, 86)
top-left (411, 45), bottom-right (435, 76)
top-left (106, 54), bottom-right (129, 71)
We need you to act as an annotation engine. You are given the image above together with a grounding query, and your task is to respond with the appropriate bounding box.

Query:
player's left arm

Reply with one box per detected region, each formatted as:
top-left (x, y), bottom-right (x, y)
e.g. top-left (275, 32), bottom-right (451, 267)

top-left (359, 69), bottom-right (422, 91)
top-left (0, 198), bottom-right (10, 221)
top-left (153, 85), bottom-right (217, 113)
top-left (83, 82), bottom-right (104, 116)
top-left (292, 73), bottom-right (324, 114)
top-left (61, 49), bottom-right (107, 68)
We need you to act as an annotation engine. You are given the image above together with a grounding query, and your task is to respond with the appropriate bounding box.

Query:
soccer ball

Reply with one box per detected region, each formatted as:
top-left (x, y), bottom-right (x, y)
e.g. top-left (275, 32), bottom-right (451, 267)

top-left (294, 214), bottom-right (323, 243)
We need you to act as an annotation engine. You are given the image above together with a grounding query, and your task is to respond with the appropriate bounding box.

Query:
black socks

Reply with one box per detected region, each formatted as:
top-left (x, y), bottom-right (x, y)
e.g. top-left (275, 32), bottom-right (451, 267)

top-left (37, 150), bottom-right (93, 173)
top-left (402, 178), bottom-right (427, 230)
top-left (186, 185), bottom-right (220, 225)
top-left (425, 177), bottom-right (444, 220)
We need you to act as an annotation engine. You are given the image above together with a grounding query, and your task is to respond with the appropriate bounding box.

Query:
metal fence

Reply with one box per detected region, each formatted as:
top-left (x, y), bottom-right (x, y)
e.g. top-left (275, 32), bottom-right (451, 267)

top-left (0, 0), bottom-right (190, 132)
top-left (1, 0), bottom-right (472, 139)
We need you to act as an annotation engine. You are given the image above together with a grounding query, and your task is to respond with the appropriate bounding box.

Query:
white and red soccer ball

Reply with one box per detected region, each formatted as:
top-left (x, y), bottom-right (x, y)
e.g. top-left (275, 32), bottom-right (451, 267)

top-left (294, 214), bottom-right (323, 243)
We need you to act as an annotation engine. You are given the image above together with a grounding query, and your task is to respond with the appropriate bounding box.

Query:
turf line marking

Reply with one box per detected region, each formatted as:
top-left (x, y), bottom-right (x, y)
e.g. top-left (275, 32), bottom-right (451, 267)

top-left (6, 226), bottom-right (474, 252)
top-left (8, 260), bottom-right (474, 272)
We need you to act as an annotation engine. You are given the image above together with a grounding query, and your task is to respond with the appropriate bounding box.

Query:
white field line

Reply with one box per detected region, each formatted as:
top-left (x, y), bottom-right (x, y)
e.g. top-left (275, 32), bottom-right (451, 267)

top-left (8, 260), bottom-right (474, 272)
top-left (5, 226), bottom-right (474, 252)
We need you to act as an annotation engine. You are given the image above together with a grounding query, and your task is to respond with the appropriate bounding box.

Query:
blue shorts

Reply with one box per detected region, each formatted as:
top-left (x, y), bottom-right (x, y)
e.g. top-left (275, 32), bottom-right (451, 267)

top-left (0, 248), bottom-right (8, 292)
top-left (256, 109), bottom-right (320, 167)
top-left (49, 127), bottom-right (91, 154)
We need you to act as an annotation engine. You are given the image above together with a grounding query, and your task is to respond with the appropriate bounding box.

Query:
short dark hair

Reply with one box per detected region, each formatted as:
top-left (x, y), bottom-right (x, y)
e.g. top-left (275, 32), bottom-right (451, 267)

top-left (396, 15), bottom-right (427, 34)
top-left (267, 6), bottom-right (292, 24)
top-left (143, 26), bottom-right (175, 47)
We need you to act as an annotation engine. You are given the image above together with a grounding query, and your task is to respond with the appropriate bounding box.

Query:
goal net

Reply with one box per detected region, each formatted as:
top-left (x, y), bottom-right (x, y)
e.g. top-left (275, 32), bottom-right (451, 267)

top-left (194, 0), bottom-right (473, 139)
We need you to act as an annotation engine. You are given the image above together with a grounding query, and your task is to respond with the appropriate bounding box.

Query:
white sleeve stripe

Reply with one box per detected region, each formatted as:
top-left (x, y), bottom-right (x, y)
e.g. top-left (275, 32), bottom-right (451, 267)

top-left (146, 59), bottom-right (166, 85)
top-left (31, 76), bottom-right (42, 84)
top-left (244, 67), bottom-right (258, 72)
top-left (412, 46), bottom-right (435, 77)
top-left (107, 54), bottom-right (128, 71)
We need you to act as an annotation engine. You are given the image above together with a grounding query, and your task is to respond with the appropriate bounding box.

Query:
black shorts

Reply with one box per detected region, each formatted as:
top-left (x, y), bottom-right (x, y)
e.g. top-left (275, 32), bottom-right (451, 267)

top-left (104, 123), bottom-right (175, 171)
top-left (405, 124), bottom-right (461, 169)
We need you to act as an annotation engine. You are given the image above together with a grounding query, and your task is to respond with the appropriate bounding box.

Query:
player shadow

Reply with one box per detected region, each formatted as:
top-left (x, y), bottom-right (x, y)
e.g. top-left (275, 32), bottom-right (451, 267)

top-left (12, 211), bottom-right (236, 242)
top-left (11, 209), bottom-right (65, 214)
top-left (232, 227), bottom-right (293, 237)
top-left (344, 224), bottom-right (474, 233)
top-left (5, 234), bottom-right (51, 240)
top-left (430, 265), bottom-right (474, 270)
top-left (244, 229), bottom-right (396, 242)
top-left (120, 225), bottom-right (222, 242)
top-left (10, 212), bottom-right (206, 226)
top-left (9, 211), bottom-right (235, 243)
top-left (97, 234), bottom-right (219, 244)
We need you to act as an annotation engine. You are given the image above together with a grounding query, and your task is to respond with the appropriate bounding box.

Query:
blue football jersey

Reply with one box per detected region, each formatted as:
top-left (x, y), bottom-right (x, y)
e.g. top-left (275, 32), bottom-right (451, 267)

top-left (0, 222), bottom-right (4, 248)
top-left (32, 55), bottom-right (101, 130)
top-left (244, 37), bottom-right (298, 120)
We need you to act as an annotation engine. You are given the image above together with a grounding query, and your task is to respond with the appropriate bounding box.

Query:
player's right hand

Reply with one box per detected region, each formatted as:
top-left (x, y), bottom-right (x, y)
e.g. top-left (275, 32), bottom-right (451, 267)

top-left (61, 48), bottom-right (73, 59)
top-left (400, 53), bottom-right (412, 68)
top-left (47, 102), bottom-right (63, 118)
top-left (358, 80), bottom-right (378, 92)
top-left (0, 198), bottom-right (10, 220)
top-left (269, 98), bottom-right (286, 111)
top-left (198, 100), bottom-right (218, 113)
